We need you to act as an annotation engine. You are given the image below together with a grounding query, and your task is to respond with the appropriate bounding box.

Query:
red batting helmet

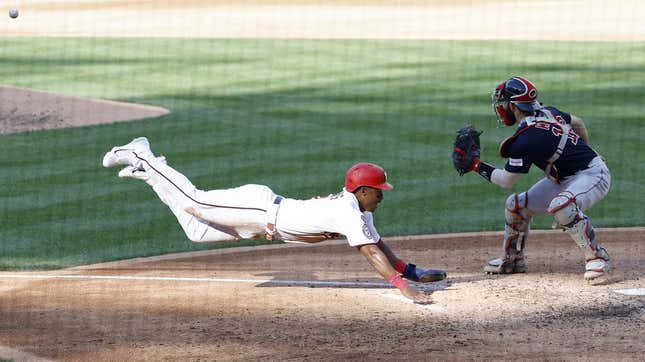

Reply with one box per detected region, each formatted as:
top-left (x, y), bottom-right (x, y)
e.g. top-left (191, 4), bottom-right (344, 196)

top-left (492, 76), bottom-right (542, 126)
top-left (345, 162), bottom-right (394, 193)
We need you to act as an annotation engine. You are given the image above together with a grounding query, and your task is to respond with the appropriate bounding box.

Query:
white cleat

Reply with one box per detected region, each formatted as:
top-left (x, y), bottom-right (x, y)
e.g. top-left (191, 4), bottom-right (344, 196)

top-left (117, 156), bottom-right (166, 181)
top-left (584, 258), bottom-right (610, 281)
top-left (102, 137), bottom-right (152, 168)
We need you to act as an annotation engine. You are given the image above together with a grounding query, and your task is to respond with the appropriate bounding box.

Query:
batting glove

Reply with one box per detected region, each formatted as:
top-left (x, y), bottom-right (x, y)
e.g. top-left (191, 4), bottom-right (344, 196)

top-left (403, 263), bottom-right (447, 283)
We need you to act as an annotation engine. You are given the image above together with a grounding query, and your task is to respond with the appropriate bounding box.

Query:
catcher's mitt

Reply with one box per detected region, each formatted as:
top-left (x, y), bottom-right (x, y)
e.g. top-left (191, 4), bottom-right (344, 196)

top-left (452, 125), bottom-right (482, 176)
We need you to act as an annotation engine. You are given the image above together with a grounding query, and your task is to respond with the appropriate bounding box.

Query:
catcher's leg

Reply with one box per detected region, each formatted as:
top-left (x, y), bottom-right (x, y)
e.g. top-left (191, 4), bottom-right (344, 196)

top-left (485, 192), bottom-right (533, 274)
top-left (549, 193), bottom-right (610, 280)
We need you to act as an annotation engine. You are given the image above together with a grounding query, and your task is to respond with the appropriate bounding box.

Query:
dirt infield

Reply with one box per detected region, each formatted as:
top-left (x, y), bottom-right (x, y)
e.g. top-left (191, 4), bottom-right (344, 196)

top-left (0, 86), bottom-right (169, 135)
top-left (1, 228), bottom-right (643, 361)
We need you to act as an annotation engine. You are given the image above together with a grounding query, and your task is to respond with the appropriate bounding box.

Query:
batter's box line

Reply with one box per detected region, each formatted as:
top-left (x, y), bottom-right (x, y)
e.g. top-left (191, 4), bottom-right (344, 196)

top-left (0, 273), bottom-right (449, 291)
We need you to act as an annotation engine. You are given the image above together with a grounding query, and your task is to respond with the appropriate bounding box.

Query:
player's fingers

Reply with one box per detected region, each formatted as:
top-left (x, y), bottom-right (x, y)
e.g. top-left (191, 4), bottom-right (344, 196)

top-left (413, 294), bottom-right (434, 305)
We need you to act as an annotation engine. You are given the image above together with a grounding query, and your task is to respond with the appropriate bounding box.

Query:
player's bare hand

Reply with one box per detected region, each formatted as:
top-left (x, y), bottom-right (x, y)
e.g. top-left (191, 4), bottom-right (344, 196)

top-left (401, 285), bottom-right (433, 304)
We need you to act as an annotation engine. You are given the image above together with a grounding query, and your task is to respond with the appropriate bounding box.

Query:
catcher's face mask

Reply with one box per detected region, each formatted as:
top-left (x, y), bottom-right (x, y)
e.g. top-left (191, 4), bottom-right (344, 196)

top-left (492, 82), bottom-right (517, 126)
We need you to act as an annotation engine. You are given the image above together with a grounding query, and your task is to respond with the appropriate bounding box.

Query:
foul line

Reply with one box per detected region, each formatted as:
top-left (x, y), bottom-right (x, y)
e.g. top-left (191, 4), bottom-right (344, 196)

top-left (614, 288), bottom-right (645, 296)
top-left (0, 273), bottom-right (445, 291)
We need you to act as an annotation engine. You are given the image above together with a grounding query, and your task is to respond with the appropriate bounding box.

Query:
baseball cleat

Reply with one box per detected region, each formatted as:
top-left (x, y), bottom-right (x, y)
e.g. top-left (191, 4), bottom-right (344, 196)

top-left (118, 156), bottom-right (166, 180)
top-left (102, 137), bottom-right (152, 168)
top-left (584, 257), bottom-right (610, 281)
top-left (484, 257), bottom-right (527, 274)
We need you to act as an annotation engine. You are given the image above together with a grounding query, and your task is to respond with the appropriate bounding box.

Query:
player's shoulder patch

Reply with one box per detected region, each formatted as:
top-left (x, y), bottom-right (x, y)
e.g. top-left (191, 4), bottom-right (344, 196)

top-left (360, 214), bottom-right (374, 240)
top-left (509, 158), bottom-right (523, 166)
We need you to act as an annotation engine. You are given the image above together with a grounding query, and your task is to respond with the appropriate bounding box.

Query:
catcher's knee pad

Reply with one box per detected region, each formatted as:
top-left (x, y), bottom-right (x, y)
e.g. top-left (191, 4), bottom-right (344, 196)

top-left (502, 192), bottom-right (532, 258)
top-left (548, 193), bottom-right (579, 226)
top-left (505, 192), bottom-right (532, 227)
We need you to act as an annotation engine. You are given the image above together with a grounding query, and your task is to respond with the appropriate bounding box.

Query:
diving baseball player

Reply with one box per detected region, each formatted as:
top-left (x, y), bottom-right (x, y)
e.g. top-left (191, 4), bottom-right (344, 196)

top-left (103, 138), bottom-right (446, 303)
top-left (452, 76), bottom-right (611, 281)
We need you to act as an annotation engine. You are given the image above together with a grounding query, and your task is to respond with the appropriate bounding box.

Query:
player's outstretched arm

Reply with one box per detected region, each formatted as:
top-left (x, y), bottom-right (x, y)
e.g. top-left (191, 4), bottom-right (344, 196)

top-left (376, 241), bottom-right (446, 283)
top-left (357, 243), bottom-right (433, 304)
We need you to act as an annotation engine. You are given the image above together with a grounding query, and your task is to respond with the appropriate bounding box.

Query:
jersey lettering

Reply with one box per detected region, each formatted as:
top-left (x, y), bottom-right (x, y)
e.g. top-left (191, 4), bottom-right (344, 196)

top-left (328, 191), bottom-right (344, 200)
top-left (554, 115), bottom-right (566, 125)
top-left (551, 126), bottom-right (580, 145)
top-left (534, 122), bottom-right (550, 130)
top-left (534, 121), bottom-right (580, 145)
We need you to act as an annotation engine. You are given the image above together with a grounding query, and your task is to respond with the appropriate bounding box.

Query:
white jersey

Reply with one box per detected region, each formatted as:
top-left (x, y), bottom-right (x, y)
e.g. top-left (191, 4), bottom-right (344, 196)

top-left (134, 154), bottom-right (381, 245)
top-left (275, 189), bottom-right (381, 247)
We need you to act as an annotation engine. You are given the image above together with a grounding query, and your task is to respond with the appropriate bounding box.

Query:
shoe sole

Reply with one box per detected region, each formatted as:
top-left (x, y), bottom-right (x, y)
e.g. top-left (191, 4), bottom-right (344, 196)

top-left (118, 166), bottom-right (147, 180)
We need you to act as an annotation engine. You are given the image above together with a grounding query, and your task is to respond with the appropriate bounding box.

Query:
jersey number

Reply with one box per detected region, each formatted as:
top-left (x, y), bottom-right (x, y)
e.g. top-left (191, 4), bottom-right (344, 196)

top-left (534, 121), bottom-right (579, 145)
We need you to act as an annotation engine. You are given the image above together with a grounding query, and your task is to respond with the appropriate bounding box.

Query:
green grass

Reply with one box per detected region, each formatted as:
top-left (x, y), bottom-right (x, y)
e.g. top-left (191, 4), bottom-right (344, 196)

top-left (1, 38), bottom-right (643, 269)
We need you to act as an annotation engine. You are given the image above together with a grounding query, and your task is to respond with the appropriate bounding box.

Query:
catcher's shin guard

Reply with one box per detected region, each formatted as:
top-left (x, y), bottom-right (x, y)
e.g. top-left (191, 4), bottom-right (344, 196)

top-left (549, 195), bottom-right (610, 280)
top-left (485, 192), bottom-right (531, 274)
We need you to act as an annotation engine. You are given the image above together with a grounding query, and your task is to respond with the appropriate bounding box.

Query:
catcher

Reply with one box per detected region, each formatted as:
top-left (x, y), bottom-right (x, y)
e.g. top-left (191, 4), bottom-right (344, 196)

top-left (452, 76), bottom-right (611, 281)
top-left (103, 137), bottom-right (446, 304)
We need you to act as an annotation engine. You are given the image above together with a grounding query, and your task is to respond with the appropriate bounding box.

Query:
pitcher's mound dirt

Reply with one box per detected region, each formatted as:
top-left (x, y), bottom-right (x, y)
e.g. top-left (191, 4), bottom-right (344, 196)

top-left (0, 85), bottom-right (170, 135)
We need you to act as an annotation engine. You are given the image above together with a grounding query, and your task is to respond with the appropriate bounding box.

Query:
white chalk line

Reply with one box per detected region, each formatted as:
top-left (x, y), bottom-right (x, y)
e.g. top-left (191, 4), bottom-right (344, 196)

top-left (0, 273), bottom-right (445, 292)
top-left (380, 293), bottom-right (447, 313)
top-left (613, 288), bottom-right (645, 296)
top-left (0, 346), bottom-right (54, 362)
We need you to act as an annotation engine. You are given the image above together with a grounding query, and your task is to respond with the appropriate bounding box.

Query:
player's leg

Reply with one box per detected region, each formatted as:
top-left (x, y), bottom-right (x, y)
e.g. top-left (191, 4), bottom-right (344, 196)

top-left (142, 158), bottom-right (275, 241)
top-left (104, 138), bottom-right (248, 242)
top-left (140, 156), bottom-right (245, 242)
top-left (485, 178), bottom-right (558, 274)
top-left (485, 192), bottom-right (533, 274)
top-left (548, 160), bottom-right (611, 280)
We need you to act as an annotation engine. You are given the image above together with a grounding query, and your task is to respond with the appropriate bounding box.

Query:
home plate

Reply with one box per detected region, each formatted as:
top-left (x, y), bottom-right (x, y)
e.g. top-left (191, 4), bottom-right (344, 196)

top-left (380, 293), bottom-right (447, 313)
top-left (613, 288), bottom-right (645, 296)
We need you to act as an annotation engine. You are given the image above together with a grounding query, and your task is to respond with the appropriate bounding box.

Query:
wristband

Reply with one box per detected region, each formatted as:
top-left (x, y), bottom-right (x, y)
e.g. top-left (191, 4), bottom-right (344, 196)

top-left (393, 259), bottom-right (407, 274)
top-left (476, 161), bottom-right (495, 182)
top-left (471, 158), bottom-right (481, 172)
top-left (388, 273), bottom-right (409, 290)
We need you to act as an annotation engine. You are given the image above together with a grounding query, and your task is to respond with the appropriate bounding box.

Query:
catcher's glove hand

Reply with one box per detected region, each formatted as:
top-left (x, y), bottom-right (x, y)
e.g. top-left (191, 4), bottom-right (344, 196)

top-left (452, 125), bottom-right (482, 176)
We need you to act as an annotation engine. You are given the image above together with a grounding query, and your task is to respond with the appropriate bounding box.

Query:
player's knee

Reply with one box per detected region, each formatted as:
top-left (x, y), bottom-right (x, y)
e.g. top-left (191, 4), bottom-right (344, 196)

top-left (505, 192), bottom-right (528, 211)
top-left (548, 194), bottom-right (579, 226)
top-left (504, 192), bottom-right (532, 227)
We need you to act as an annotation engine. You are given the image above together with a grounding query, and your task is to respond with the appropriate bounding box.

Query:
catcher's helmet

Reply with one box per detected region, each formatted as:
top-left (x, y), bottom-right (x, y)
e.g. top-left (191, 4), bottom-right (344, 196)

top-left (492, 76), bottom-right (542, 126)
top-left (345, 162), bottom-right (394, 193)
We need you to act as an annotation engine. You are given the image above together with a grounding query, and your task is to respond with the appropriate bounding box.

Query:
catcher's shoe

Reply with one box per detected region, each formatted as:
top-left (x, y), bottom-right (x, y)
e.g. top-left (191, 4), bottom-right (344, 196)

top-left (102, 137), bottom-right (152, 168)
top-left (584, 248), bottom-right (610, 281)
top-left (484, 257), bottom-right (527, 274)
top-left (118, 156), bottom-right (166, 181)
